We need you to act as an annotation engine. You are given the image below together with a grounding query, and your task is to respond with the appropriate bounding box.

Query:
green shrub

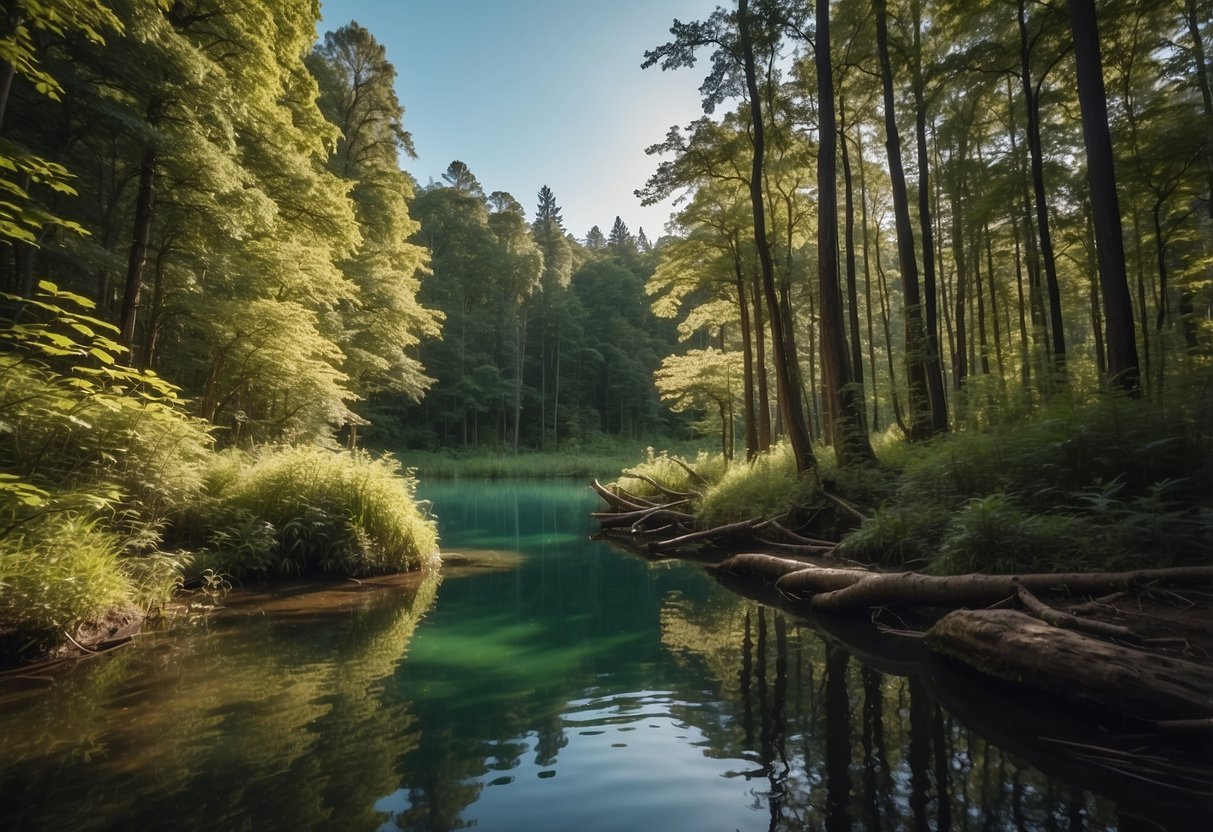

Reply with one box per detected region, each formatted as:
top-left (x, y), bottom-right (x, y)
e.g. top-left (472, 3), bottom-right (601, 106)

top-left (836, 503), bottom-right (952, 568)
top-left (698, 443), bottom-right (814, 525)
top-left (196, 447), bottom-right (439, 579)
top-left (0, 516), bottom-right (132, 653)
top-left (615, 447), bottom-right (727, 498)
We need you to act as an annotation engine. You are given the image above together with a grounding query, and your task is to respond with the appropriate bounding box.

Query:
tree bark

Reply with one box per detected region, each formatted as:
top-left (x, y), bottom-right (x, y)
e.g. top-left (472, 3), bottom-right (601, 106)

top-left (817, 0), bottom-right (874, 465)
top-left (910, 0), bottom-right (949, 433)
top-left (1069, 0), bottom-right (1139, 392)
top-left (739, 0), bottom-right (814, 473)
top-left (927, 609), bottom-right (1213, 720)
top-left (1019, 0), bottom-right (1067, 375)
top-left (875, 0), bottom-right (933, 441)
top-left (120, 147), bottom-right (156, 350)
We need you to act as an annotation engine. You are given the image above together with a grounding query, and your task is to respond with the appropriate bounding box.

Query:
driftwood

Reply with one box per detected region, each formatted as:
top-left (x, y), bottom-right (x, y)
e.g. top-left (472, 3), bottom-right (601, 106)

top-left (667, 456), bottom-right (710, 487)
top-left (775, 563), bottom-right (1213, 613)
top-left (590, 479), bottom-right (653, 512)
top-left (927, 609), bottom-right (1213, 720)
top-left (591, 502), bottom-right (693, 530)
top-left (758, 519), bottom-right (837, 548)
top-left (819, 490), bottom-right (870, 523)
top-left (648, 517), bottom-right (759, 553)
top-left (1013, 580), bottom-right (1139, 642)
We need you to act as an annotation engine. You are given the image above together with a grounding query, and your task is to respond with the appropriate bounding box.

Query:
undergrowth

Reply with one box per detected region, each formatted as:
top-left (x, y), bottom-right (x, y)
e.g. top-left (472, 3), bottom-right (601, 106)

top-left (607, 381), bottom-right (1212, 575)
top-left (187, 447), bottom-right (439, 580)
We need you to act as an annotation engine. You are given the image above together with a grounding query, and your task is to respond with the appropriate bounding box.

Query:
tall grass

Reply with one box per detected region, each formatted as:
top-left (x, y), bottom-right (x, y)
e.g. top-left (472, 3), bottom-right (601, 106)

top-left (0, 516), bottom-right (133, 655)
top-left (191, 447), bottom-right (439, 580)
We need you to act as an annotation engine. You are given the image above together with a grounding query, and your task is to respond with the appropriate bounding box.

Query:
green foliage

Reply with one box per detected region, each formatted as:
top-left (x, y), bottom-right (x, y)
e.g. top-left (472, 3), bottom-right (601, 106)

top-left (0, 515), bottom-right (131, 654)
top-left (835, 388), bottom-right (1213, 573)
top-left (836, 504), bottom-right (953, 568)
top-left (616, 447), bottom-right (728, 498)
top-left (697, 443), bottom-right (815, 525)
top-left (194, 447), bottom-right (439, 580)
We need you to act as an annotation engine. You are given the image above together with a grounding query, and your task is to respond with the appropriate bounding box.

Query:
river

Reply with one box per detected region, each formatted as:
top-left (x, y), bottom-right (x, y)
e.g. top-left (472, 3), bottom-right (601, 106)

top-left (0, 479), bottom-right (1204, 830)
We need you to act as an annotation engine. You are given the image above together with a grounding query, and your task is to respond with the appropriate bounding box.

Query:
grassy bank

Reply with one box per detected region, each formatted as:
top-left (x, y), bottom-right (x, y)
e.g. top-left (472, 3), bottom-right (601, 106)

top-left (609, 387), bottom-right (1213, 575)
top-left (1, 285), bottom-right (440, 663)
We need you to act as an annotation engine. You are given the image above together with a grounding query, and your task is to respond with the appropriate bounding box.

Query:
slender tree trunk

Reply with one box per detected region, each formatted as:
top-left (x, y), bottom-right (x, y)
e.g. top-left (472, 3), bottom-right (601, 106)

top-left (983, 221), bottom-right (1006, 381)
top-left (911, 0), bottom-right (948, 433)
top-left (874, 218), bottom-right (908, 434)
top-left (513, 300), bottom-right (528, 451)
top-left (752, 261), bottom-right (772, 450)
top-left (1019, 0), bottom-right (1067, 375)
top-left (735, 243), bottom-right (759, 460)
top-left (740, 0), bottom-right (814, 473)
top-left (875, 0), bottom-right (932, 440)
top-left (856, 127), bottom-right (881, 432)
top-left (817, 0), bottom-right (873, 465)
top-left (840, 92), bottom-right (867, 424)
top-left (951, 132), bottom-right (969, 393)
top-left (120, 147), bottom-right (156, 350)
top-left (1184, 0), bottom-right (1213, 223)
top-left (1070, 0), bottom-right (1140, 391)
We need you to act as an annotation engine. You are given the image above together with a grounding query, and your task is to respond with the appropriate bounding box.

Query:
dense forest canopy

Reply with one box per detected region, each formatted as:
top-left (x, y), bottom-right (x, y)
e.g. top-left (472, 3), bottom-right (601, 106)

top-left (1, 0), bottom-right (1209, 462)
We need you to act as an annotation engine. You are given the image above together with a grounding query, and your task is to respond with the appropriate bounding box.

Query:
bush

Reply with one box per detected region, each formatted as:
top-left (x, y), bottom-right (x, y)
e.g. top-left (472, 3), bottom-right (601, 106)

top-left (698, 443), bottom-right (814, 525)
top-left (615, 447), bottom-right (727, 498)
top-left (0, 516), bottom-right (132, 654)
top-left (836, 503), bottom-right (952, 568)
top-left (195, 447), bottom-right (439, 579)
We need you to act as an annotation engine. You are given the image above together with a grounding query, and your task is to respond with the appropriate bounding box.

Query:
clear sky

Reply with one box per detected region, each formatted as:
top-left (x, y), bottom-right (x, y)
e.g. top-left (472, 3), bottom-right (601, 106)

top-left (317, 0), bottom-right (724, 242)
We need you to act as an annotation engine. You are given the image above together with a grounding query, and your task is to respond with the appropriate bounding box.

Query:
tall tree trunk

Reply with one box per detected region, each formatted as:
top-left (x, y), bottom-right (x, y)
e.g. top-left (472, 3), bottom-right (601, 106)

top-left (840, 92), bottom-right (867, 424)
top-left (911, 0), bottom-right (948, 433)
top-left (874, 218), bottom-right (908, 435)
top-left (752, 264), bottom-right (772, 450)
top-left (120, 147), bottom-right (156, 350)
top-left (817, 0), bottom-right (873, 464)
top-left (1019, 0), bottom-right (1067, 375)
top-left (735, 242), bottom-right (759, 460)
top-left (1184, 0), bottom-right (1213, 223)
top-left (513, 300), bottom-right (528, 451)
top-left (740, 0), bottom-right (814, 473)
top-left (875, 0), bottom-right (932, 440)
top-left (950, 132), bottom-right (969, 393)
top-left (856, 127), bottom-right (881, 432)
top-left (1070, 0), bottom-right (1140, 391)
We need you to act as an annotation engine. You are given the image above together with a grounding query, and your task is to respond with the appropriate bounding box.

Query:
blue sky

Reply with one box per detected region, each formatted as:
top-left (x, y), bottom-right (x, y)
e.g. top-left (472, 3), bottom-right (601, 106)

top-left (318, 0), bottom-right (724, 242)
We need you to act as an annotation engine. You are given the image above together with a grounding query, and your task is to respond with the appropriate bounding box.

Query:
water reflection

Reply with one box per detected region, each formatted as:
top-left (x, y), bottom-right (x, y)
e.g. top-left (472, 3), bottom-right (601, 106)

top-left (1, 480), bottom-right (1207, 831)
top-left (1, 572), bottom-right (439, 830)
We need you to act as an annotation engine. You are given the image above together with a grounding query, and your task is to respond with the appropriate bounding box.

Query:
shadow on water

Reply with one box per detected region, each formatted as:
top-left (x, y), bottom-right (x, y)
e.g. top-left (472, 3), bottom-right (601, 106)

top-left (1, 479), bottom-right (1208, 831)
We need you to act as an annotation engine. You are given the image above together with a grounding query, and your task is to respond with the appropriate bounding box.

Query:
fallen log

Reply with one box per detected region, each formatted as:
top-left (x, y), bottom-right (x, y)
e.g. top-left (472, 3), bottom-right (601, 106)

top-left (927, 609), bottom-right (1213, 721)
top-left (716, 553), bottom-right (821, 582)
top-left (798, 565), bottom-right (1213, 613)
top-left (750, 537), bottom-right (840, 557)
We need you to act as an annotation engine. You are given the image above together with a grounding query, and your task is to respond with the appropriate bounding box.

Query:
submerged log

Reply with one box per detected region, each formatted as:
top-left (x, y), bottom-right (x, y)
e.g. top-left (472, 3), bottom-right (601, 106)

top-left (927, 609), bottom-right (1213, 720)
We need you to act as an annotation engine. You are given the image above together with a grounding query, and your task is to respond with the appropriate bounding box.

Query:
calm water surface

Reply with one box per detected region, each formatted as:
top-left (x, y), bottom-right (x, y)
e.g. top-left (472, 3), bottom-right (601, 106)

top-left (0, 480), bottom-right (1204, 830)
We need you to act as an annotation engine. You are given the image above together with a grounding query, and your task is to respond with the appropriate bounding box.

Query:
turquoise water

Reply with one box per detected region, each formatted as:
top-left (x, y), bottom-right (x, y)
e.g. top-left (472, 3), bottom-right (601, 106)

top-left (0, 480), bottom-right (1203, 830)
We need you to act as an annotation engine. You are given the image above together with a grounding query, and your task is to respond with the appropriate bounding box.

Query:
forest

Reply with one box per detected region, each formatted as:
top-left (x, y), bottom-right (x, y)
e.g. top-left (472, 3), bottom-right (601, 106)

top-left (0, 0), bottom-right (1211, 710)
